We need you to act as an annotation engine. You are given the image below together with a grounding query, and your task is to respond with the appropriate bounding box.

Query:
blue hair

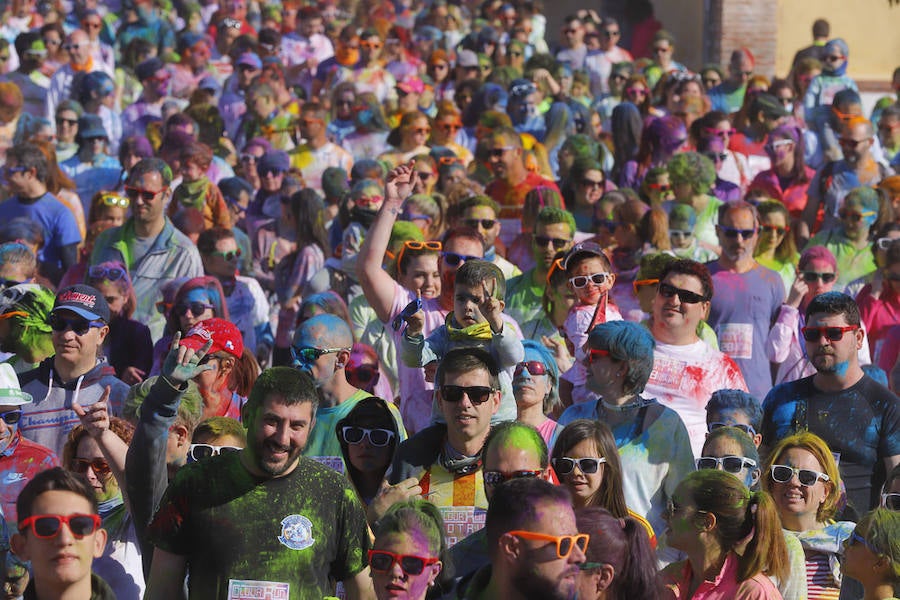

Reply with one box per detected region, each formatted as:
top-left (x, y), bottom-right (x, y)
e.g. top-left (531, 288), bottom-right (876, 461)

top-left (521, 340), bottom-right (560, 412)
top-left (705, 389), bottom-right (763, 431)
top-left (587, 321), bottom-right (655, 394)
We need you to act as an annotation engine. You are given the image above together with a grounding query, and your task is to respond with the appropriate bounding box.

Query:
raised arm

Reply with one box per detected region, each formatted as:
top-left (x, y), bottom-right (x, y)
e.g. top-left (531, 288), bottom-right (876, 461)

top-left (358, 163), bottom-right (420, 324)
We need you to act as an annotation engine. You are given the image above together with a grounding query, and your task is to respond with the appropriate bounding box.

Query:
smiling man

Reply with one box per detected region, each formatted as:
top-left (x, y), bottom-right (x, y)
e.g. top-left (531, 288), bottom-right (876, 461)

top-left (145, 366), bottom-right (374, 600)
top-left (644, 259), bottom-right (747, 457)
top-left (762, 292), bottom-right (900, 517)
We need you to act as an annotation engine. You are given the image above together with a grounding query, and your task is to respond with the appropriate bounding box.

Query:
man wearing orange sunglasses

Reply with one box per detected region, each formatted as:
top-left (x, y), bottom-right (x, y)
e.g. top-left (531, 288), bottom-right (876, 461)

top-left (460, 477), bottom-right (586, 600)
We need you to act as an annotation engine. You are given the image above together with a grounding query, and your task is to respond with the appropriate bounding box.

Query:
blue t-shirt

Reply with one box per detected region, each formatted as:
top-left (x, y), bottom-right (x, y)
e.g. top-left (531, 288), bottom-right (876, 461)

top-left (762, 374), bottom-right (900, 515)
top-left (0, 192), bottom-right (81, 267)
top-left (706, 262), bottom-right (785, 401)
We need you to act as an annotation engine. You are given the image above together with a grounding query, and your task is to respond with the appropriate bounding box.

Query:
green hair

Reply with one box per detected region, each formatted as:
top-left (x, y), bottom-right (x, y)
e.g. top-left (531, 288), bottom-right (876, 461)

top-left (667, 151), bottom-right (716, 194)
top-left (374, 499), bottom-right (447, 559)
top-left (560, 134), bottom-right (599, 162)
top-left (457, 194), bottom-right (501, 217)
top-left (8, 285), bottom-right (55, 353)
top-left (124, 376), bottom-right (204, 434)
top-left (192, 416), bottom-right (247, 444)
top-left (859, 508), bottom-right (900, 587)
top-left (535, 206), bottom-right (576, 237)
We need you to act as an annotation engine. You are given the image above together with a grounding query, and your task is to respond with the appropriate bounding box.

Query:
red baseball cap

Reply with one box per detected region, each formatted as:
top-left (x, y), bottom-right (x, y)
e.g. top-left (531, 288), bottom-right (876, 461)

top-left (180, 318), bottom-right (244, 359)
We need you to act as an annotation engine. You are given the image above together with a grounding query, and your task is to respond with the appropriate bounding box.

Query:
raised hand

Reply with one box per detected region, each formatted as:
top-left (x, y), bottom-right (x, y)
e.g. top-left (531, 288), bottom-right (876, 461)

top-left (385, 162), bottom-right (420, 206)
top-left (161, 331), bottom-right (215, 386)
top-left (480, 279), bottom-right (504, 332)
top-left (72, 386), bottom-right (111, 439)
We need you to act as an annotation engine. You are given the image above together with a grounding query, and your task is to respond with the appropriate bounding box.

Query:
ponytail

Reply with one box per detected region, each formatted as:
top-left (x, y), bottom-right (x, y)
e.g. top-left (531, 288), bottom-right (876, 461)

top-left (612, 516), bottom-right (663, 600)
top-left (739, 490), bottom-right (789, 585)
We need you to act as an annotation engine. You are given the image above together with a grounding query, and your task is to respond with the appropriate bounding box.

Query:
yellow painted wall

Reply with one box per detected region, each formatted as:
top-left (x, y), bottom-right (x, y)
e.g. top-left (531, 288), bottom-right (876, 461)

top-left (776, 0), bottom-right (900, 82)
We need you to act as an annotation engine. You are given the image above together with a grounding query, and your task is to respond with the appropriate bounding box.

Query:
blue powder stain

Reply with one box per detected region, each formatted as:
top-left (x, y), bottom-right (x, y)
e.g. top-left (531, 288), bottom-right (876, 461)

top-left (834, 360), bottom-right (850, 376)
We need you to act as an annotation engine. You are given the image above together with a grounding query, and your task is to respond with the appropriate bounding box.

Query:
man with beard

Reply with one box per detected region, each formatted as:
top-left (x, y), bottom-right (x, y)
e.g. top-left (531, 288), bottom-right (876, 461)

top-left (460, 477), bottom-right (586, 600)
top-left (359, 163), bottom-right (485, 433)
top-left (762, 292), bottom-right (900, 518)
top-left (803, 116), bottom-right (890, 233)
top-left (145, 366), bottom-right (374, 599)
top-left (705, 201), bottom-right (784, 401)
top-left (484, 127), bottom-right (560, 218)
top-left (294, 313), bottom-right (405, 473)
top-left (505, 207), bottom-right (575, 338)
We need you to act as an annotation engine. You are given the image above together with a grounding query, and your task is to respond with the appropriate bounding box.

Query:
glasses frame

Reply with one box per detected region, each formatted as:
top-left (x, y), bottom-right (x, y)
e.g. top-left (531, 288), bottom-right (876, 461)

top-left (367, 549), bottom-right (439, 576)
top-left (440, 384), bottom-right (495, 405)
top-left (696, 455), bottom-right (757, 473)
top-left (552, 456), bottom-right (606, 475)
top-left (188, 443), bottom-right (241, 462)
top-left (18, 513), bottom-right (102, 539)
top-left (47, 314), bottom-right (105, 335)
top-left (507, 530), bottom-right (589, 559)
top-left (800, 325), bottom-right (859, 343)
top-left (769, 464), bottom-right (830, 486)
top-left (341, 426), bottom-right (395, 447)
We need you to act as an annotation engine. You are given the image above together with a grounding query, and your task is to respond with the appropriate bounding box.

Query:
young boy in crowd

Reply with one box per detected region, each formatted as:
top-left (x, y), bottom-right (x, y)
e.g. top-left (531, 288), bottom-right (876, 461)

top-left (168, 141), bottom-right (232, 230)
top-left (11, 468), bottom-right (111, 600)
top-left (560, 242), bottom-right (623, 404)
top-left (401, 259), bottom-right (522, 423)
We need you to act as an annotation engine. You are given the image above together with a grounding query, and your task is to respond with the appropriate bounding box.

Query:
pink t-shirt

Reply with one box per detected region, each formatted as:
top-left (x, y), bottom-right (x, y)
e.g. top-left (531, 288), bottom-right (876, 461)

top-left (661, 552), bottom-right (783, 600)
top-left (387, 280), bottom-right (449, 434)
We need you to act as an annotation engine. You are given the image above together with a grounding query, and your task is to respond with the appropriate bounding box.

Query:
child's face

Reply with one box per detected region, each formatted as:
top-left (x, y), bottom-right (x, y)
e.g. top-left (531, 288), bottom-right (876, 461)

top-left (181, 160), bottom-right (206, 183)
top-left (96, 280), bottom-right (126, 318)
top-left (571, 81), bottom-right (588, 98)
top-left (453, 281), bottom-right (492, 326)
top-left (96, 205), bottom-right (127, 228)
top-left (567, 256), bottom-right (614, 306)
top-left (669, 229), bottom-right (693, 250)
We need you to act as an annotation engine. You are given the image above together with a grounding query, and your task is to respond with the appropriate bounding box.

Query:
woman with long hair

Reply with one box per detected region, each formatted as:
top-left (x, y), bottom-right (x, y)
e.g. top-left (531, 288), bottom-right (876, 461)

top-left (750, 125), bottom-right (815, 242)
top-left (274, 188), bottom-right (328, 307)
top-left (610, 102), bottom-right (643, 187)
top-left (379, 111), bottom-right (432, 168)
top-left (621, 74), bottom-right (660, 120)
top-left (575, 507), bottom-right (662, 600)
top-left (661, 469), bottom-right (788, 599)
top-left (763, 432), bottom-right (855, 600)
top-left (552, 418), bottom-right (656, 544)
top-left (754, 199), bottom-right (800, 295)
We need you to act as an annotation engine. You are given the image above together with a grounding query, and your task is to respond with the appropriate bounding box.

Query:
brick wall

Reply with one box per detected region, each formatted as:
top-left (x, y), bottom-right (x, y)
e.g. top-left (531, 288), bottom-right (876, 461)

top-left (708, 0), bottom-right (779, 78)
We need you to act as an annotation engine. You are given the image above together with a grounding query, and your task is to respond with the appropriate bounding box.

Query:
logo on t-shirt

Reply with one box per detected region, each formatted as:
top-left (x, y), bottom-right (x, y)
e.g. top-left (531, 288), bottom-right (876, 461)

top-left (277, 514), bottom-right (315, 550)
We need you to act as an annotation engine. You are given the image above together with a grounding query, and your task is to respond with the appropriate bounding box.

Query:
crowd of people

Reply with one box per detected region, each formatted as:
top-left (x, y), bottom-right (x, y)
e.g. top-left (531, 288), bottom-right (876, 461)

top-left (2, 1), bottom-right (900, 599)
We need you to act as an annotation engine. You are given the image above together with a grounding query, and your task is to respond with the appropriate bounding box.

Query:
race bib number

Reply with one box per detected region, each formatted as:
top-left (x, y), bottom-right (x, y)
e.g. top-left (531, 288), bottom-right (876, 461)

top-left (719, 323), bottom-right (753, 360)
top-left (227, 580), bottom-right (289, 600)
top-left (440, 506), bottom-right (487, 547)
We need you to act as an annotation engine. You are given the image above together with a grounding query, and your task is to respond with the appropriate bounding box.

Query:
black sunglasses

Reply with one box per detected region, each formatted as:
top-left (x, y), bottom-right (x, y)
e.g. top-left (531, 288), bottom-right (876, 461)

top-left (463, 218), bottom-right (497, 230)
top-left (47, 313), bottom-right (105, 335)
top-left (800, 325), bottom-right (858, 342)
top-left (1, 409), bottom-right (22, 425)
top-left (658, 282), bottom-right (708, 304)
top-left (440, 385), bottom-right (494, 405)
top-left (173, 301), bottom-right (214, 317)
top-left (441, 251), bottom-right (480, 267)
top-left (801, 271), bottom-right (836, 284)
top-left (533, 235), bottom-right (570, 250)
top-left (718, 225), bottom-right (757, 239)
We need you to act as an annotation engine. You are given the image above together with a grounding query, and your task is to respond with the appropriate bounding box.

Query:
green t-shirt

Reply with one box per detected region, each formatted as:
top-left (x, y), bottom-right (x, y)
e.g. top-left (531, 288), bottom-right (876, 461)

top-left (805, 230), bottom-right (877, 289)
top-left (148, 453), bottom-right (369, 600)
top-left (505, 269), bottom-right (545, 334)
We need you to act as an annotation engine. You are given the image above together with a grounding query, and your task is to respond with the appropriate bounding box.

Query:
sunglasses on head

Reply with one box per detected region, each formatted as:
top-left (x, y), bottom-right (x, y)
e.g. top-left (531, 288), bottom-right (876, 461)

top-left (188, 444), bottom-right (241, 462)
top-left (514, 361), bottom-right (548, 377)
top-left (508, 530), bottom-right (589, 559)
top-left (368, 549), bottom-right (439, 576)
top-left (341, 426), bottom-right (395, 447)
top-left (696, 455), bottom-right (756, 474)
top-left (552, 456), bottom-right (606, 475)
top-left (801, 271), bottom-right (836, 283)
top-left (124, 185), bottom-right (163, 201)
top-left (770, 464), bottom-right (830, 486)
top-left (173, 301), bottom-right (214, 317)
top-left (441, 251), bottom-right (480, 267)
top-left (708, 422), bottom-right (757, 437)
top-left (47, 313), bottom-right (105, 335)
top-left (87, 265), bottom-right (126, 281)
top-left (483, 469), bottom-right (543, 487)
top-left (97, 193), bottom-right (130, 208)
top-left (569, 273), bottom-right (610, 288)
top-left (18, 514), bottom-right (102, 539)
top-left (440, 384), bottom-right (494, 405)
top-left (800, 325), bottom-right (858, 342)
top-left (658, 282), bottom-right (708, 304)
top-left (71, 457), bottom-right (112, 477)
top-left (718, 225), bottom-right (757, 239)
top-left (0, 409), bottom-right (22, 425)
